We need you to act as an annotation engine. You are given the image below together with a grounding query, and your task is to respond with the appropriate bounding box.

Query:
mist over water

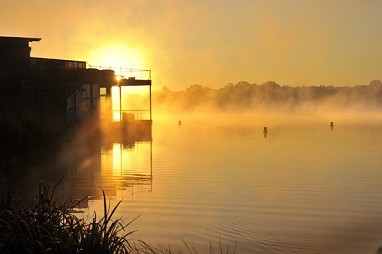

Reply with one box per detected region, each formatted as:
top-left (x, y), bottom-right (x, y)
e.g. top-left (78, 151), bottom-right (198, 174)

top-left (3, 81), bottom-right (382, 253)
top-left (154, 80), bottom-right (382, 114)
top-left (113, 110), bottom-right (382, 253)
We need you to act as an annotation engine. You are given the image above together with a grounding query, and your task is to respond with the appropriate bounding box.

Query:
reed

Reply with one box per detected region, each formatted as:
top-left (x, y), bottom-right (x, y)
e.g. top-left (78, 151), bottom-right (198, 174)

top-left (0, 178), bottom-right (237, 253)
top-left (0, 178), bottom-right (138, 253)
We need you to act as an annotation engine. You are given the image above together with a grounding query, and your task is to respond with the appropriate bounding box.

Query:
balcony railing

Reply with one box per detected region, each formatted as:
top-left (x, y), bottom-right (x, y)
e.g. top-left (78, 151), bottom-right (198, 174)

top-left (88, 65), bottom-right (151, 80)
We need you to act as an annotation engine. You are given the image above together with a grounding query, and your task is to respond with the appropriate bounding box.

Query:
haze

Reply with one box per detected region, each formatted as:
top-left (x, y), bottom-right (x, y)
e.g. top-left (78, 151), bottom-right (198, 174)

top-left (2, 0), bottom-right (382, 90)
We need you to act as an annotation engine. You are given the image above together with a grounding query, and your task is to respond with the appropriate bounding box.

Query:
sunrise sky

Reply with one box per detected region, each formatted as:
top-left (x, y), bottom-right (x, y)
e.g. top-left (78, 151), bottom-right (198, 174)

top-left (1, 0), bottom-right (382, 89)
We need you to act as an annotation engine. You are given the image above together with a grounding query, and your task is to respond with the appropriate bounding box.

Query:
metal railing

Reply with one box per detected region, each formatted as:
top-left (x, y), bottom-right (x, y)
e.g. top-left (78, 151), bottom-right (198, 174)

top-left (112, 109), bottom-right (150, 121)
top-left (88, 65), bottom-right (151, 80)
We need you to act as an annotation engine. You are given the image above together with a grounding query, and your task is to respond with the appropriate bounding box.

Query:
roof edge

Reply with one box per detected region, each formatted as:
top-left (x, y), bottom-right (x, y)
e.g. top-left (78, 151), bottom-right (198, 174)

top-left (0, 36), bottom-right (41, 42)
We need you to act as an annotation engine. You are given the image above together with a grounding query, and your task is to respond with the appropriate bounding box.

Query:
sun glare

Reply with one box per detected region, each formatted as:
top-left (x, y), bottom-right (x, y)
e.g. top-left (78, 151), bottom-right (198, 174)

top-left (112, 86), bottom-right (121, 121)
top-left (88, 44), bottom-right (146, 74)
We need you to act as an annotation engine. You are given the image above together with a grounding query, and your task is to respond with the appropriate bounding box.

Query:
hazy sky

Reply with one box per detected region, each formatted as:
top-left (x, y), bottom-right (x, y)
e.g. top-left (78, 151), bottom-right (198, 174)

top-left (1, 0), bottom-right (382, 89)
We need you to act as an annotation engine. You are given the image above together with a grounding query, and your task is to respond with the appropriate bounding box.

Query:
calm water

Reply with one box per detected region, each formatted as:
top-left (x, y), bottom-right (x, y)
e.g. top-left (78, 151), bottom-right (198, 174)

top-left (11, 113), bottom-right (382, 253)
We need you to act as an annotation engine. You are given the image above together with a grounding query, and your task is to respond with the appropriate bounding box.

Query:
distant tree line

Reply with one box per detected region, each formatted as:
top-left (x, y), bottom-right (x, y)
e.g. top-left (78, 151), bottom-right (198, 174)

top-left (153, 80), bottom-right (382, 112)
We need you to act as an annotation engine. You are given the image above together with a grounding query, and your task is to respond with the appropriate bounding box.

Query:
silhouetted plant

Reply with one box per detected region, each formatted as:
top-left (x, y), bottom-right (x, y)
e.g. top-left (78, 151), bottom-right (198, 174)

top-left (0, 178), bottom-right (237, 253)
top-left (0, 179), bottom-right (138, 253)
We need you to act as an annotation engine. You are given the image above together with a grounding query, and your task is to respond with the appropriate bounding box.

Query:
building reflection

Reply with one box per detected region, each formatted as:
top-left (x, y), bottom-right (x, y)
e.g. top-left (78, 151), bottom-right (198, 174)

top-left (100, 141), bottom-right (153, 197)
top-left (0, 36), bottom-right (154, 207)
top-left (65, 133), bottom-right (152, 207)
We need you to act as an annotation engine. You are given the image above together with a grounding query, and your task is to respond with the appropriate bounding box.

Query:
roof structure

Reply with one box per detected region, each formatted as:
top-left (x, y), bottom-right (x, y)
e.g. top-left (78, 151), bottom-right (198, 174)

top-left (0, 36), bottom-right (41, 42)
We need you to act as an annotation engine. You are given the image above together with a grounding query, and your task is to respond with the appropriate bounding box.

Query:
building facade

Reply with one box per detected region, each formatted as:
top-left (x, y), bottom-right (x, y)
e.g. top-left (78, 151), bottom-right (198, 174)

top-left (0, 36), bottom-right (151, 124)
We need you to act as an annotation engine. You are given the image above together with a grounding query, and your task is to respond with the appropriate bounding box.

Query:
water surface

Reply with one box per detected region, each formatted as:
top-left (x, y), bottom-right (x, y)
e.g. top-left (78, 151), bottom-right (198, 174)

top-left (11, 113), bottom-right (382, 253)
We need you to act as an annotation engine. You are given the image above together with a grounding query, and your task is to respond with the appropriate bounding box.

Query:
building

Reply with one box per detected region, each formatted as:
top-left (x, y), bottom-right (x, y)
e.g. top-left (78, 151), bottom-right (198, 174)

top-left (0, 36), bottom-right (152, 129)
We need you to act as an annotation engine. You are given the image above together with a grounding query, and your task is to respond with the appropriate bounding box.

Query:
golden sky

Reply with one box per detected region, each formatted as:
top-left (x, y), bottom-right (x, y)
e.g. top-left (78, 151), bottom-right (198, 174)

top-left (1, 0), bottom-right (382, 89)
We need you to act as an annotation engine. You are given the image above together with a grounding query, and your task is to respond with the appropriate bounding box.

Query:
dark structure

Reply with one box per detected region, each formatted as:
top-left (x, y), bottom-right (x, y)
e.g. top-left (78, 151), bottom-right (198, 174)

top-left (0, 36), bottom-right (152, 132)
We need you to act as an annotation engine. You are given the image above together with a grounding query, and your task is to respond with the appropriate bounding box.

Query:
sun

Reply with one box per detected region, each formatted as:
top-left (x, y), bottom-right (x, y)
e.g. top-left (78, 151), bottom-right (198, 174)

top-left (86, 43), bottom-right (149, 122)
top-left (87, 43), bottom-right (146, 74)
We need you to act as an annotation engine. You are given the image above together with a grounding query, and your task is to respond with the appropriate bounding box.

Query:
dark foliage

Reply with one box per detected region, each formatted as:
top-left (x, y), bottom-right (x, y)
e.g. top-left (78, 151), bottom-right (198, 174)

top-left (153, 80), bottom-right (382, 112)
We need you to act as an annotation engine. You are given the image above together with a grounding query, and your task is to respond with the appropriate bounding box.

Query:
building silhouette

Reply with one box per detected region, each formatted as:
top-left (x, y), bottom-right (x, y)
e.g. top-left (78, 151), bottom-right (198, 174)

top-left (0, 36), bottom-right (152, 127)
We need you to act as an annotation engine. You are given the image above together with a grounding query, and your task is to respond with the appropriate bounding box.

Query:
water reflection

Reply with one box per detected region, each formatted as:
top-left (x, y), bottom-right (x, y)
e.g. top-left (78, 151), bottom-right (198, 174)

top-left (7, 114), bottom-right (382, 253)
top-left (65, 140), bottom-right (101, 208)
top-left (65, 133), bottom-right (153, 206)
top-left (100, 141), bottom-right (152, 197)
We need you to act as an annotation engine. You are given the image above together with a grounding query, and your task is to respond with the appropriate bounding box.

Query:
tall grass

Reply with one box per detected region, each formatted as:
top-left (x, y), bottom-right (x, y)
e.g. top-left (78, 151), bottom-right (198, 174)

top-left (0, 178), bottom-right (139, 253)
top-left (0, 178), bottom-right (237, 253)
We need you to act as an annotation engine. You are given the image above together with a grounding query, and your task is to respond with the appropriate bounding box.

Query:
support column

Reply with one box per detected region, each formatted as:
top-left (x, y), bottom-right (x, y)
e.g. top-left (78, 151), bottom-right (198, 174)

top-left (149, 83), bottom-right (152, 121)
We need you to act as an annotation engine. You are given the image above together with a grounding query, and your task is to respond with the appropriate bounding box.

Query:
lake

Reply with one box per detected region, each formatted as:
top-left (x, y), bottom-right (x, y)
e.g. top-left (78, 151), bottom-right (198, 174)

top-left (9, 112), bottom-right (382, 253)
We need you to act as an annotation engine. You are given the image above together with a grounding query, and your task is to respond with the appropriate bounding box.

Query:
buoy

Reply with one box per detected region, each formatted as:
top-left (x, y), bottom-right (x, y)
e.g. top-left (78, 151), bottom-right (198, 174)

top-left (178, 120), bottom-right (182, 126)
top-left (263, 127), bottom-right (268, 138)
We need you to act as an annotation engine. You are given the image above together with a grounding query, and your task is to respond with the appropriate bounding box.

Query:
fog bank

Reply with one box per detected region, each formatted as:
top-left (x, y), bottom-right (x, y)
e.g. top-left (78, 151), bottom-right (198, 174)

top-left (153, 80), bottom-right (382, 114)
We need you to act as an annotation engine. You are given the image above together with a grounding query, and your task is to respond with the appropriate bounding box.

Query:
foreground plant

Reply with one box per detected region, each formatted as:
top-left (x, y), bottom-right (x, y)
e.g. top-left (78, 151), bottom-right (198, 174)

top-left (0, 179), bottom-right (140, 253)
top-left (0, 178), bottom-right (237, 253)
